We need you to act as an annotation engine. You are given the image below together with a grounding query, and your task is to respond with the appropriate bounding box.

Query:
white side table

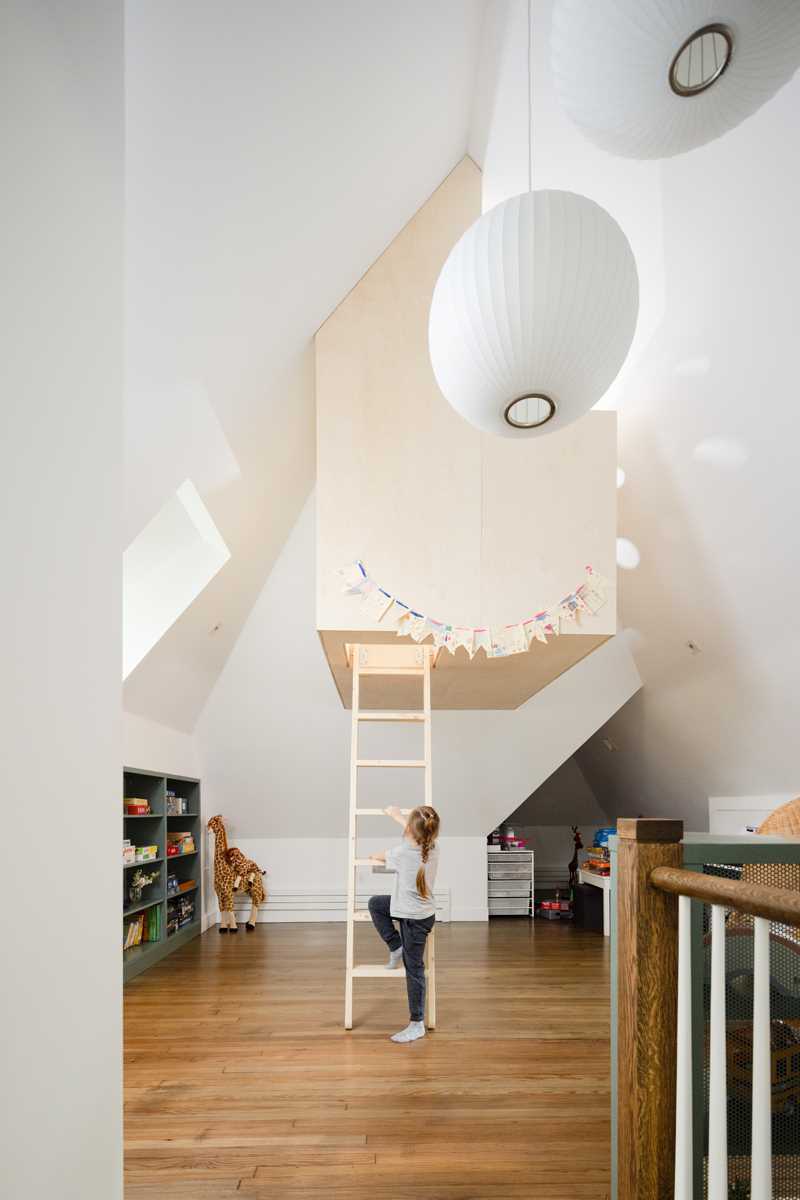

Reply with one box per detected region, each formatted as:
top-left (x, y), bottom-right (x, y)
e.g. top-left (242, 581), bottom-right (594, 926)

top-left (578, 868), bottom-right (611, 937)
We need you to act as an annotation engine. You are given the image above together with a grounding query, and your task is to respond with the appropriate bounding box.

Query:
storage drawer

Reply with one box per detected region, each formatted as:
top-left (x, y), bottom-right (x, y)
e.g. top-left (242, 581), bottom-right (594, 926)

top-left (488, 851), bottom-right (531, 861)
top-left (488, 866), bottom-right (531, 880)
top-left (489, 901), bottom-right (530, 916)
top-left (488, 881), bottom-right (530, 897)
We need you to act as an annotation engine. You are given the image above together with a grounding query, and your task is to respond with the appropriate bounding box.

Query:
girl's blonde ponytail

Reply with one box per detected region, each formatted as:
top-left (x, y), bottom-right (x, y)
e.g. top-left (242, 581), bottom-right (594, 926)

top-left (406, 806), bottom-right (440, 899)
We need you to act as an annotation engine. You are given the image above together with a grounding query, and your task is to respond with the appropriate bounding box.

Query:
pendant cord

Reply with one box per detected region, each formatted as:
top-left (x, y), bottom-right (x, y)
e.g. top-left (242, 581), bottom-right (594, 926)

top-left (479, 433), bottom-right (485, 626)
top-left (527, 0), bottom-right (532, 192)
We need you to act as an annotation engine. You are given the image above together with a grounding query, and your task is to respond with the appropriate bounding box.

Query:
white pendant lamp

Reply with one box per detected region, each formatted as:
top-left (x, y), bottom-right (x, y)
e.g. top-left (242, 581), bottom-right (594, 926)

top-left (428, 189), bottom-right (639, 438)
top-left (552, 0), bottom-right (800, 160)
top-left (428, 0), bottom-right (639, 438)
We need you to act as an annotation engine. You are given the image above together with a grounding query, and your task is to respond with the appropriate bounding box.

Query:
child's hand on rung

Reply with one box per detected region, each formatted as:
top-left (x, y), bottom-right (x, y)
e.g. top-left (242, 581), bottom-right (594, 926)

top-left (384, 806), bottom-right (408, 826)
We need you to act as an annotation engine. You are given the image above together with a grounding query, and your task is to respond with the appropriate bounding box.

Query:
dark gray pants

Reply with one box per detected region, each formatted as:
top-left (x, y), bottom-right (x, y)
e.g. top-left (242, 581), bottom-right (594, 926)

top-left (368, 894), bottom-right (434, 1022)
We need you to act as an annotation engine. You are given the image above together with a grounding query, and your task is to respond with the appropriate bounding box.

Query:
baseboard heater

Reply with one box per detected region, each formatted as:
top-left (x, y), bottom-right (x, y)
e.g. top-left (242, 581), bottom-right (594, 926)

top-left (228, 888), bottom-right (451, 922)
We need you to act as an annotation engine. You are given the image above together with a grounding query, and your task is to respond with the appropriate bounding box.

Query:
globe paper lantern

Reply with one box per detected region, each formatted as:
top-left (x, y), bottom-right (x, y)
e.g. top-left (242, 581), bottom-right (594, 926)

top-left (428, 189), bottom-right (638, 438)
top-left (551, 0), bottom-right (800, 159)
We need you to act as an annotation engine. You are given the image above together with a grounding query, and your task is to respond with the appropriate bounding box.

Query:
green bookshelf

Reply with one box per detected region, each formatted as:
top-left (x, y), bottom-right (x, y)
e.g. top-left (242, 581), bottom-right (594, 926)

top-left (123, 768), bottom-right (202, 983)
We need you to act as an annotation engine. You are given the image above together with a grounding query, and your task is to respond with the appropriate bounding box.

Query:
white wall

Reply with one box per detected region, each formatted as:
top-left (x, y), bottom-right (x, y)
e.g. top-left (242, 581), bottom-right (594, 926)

top-left (473, 0), bottom-right (800, 830)
top-left (0, 5), bottom-right (123, 1198)
top-left (124, 711), bottom-right (200, 780)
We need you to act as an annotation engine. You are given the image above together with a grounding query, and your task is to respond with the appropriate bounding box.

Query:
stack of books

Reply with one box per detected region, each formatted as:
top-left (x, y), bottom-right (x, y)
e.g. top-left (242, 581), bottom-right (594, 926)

top-left (167, 832), bottom-right (195, 857)
top-left (123, 905), bottom-right (161, 949)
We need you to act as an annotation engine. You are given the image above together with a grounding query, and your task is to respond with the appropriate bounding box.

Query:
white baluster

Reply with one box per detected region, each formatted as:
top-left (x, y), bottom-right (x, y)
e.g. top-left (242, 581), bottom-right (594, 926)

top-left (675, 894), bottom-right (693, 1199)
top-left (751, 916), bottom-right (772, 1199)
top-left (708, 904), bottom-right (728, 1200)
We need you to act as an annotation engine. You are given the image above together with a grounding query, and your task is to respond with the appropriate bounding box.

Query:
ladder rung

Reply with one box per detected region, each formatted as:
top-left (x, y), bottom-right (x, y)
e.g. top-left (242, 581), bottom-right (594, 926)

top-left (351, 964), bottom-right (407, 978)
top-left (358, 666), bottom-right (424, 676)
top-left (358, 711), bottom-right (425, 722)
top-left (353, 858), bottom-right (377, 866)
top-left (350, 964), bottom-right (431, 978)
top-left (356, 759), bottom-right (426, 768)
top-left (355, 807), bottom-right (410, 816)
top-left (351, 910), bottom-right (372, 921)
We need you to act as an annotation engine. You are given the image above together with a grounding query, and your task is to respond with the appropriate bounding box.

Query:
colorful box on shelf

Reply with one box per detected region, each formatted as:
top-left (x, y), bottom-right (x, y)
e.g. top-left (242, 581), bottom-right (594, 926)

top-left (125, 798), bottom-right (151, 815)
top-left (135, 845), bottom-right (159, 863)
top-left (166, 832), bottom-right (196, 857)
top-left (123, 844), bottom-right (136, 865)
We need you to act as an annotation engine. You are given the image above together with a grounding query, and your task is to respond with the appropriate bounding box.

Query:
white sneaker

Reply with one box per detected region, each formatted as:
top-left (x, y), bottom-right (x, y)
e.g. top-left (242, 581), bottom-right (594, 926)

top-left (387, 947), bottom-right (403, 970)
top-left (391, 1021), bottom-right (426, 1043)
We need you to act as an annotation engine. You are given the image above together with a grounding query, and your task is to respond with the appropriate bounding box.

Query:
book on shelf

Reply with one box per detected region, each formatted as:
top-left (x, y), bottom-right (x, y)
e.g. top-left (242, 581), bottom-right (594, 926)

top-left (123, 903), bottom-right (161, 950)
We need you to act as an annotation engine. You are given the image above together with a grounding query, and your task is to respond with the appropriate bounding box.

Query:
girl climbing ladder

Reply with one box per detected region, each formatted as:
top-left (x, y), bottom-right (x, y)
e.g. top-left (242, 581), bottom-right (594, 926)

top-left (369, 804), bottom-right (440, 1042)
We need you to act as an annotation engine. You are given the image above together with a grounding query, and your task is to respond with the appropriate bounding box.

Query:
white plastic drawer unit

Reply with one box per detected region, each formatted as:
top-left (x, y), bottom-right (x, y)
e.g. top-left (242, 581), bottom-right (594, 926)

top-left (489, 900), bottom-right (530, 914)
top-left (489, 865), bottom-right (531, 879)
top-left (487, 848), bottom-right (533, 917)
top-left (488, 881), bottom-right (530, 896)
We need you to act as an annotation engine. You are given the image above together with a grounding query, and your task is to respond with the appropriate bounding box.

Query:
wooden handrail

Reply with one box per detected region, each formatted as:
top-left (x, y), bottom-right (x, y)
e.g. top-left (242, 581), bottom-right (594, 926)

top-left (651, 865), bottom-right (800, 925)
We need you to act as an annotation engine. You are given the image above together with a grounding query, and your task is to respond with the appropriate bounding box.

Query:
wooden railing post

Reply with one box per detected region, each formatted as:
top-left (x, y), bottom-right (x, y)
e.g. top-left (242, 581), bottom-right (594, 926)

top-left (617, 817), bottom-right (684, 1200)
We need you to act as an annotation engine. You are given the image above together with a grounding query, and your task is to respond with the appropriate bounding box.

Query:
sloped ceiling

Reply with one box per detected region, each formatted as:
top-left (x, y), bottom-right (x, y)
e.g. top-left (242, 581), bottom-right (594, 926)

top-left (123, 0), bottom-right (487, 729)
top-left (473, 0), bottom-right (800, 831)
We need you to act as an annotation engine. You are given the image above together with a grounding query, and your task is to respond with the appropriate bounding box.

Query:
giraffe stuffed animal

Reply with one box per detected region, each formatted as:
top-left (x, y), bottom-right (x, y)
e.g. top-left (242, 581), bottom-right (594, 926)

top-left (207, 815), bottom-right (266, 933)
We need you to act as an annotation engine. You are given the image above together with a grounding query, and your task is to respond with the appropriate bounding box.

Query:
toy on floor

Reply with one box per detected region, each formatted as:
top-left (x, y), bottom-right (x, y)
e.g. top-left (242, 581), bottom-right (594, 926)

top-left (568, 825), bottom-right (583, 890)
top-left (207, 814), bottom-right (266, 933)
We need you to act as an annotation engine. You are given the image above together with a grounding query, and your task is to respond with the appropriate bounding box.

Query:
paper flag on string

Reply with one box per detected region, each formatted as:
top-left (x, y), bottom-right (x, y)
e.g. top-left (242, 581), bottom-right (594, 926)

top-left (449, 627), bottom-right (475, 657)
top-left (473, 629), bottom-right (491, 657)
top-left (361, 583), bottom-right (394, 623)
top-left (405, 613), bottom-right (429, 642)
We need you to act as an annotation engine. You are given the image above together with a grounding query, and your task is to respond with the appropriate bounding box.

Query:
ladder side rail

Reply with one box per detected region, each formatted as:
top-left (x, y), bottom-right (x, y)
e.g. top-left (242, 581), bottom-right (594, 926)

top-left (423, 647), bottom-right (432, 808)
top-left (344, 648), bottom-right (361, 1029)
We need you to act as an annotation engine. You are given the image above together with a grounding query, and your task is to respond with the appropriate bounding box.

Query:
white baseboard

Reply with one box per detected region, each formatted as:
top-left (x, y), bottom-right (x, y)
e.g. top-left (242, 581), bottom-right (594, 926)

top-left (450, 905), bottom-right (488, 922)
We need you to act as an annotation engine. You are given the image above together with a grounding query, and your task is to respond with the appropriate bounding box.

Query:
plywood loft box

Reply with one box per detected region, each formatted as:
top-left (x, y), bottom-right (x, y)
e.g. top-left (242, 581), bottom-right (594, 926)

top-left (316, 157), bottom-right (617, 710)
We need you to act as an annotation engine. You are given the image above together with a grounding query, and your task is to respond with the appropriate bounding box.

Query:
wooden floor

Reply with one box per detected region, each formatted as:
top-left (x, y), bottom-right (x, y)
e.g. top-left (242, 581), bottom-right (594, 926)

top-left (124, 919), bottom-right (611, 1199)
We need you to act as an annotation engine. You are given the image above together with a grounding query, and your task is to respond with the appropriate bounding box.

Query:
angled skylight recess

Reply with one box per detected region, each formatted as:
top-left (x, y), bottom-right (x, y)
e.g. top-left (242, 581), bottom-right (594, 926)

top-left (123, 479), bottom-right (230, 678)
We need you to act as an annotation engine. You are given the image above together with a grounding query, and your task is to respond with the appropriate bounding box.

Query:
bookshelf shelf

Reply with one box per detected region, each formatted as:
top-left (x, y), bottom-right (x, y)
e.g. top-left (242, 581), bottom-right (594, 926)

top-left (123, 856), bottom-right (164, 869)
top-left (123, 768), bottom-right (202, 983)
top-left (124, 896), bottom-right (164, 917)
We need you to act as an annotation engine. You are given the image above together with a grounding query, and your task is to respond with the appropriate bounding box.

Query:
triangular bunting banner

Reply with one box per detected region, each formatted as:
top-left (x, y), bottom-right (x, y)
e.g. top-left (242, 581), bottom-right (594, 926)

top-left (337, 561), bottom-right (608, 660)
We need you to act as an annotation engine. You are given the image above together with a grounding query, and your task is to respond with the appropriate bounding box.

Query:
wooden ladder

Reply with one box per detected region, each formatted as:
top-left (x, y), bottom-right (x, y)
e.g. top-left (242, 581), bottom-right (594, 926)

top-left (344, 642), bottom-right (436, 1030)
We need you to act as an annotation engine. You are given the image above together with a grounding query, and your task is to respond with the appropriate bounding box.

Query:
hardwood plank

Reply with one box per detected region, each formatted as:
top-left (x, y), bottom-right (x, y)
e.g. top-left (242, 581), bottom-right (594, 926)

top-left (124, 920), bottom-right (610, 1196)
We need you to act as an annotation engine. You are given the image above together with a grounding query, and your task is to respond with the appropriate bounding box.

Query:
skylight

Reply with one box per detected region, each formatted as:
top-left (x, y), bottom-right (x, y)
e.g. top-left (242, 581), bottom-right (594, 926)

top-left (123, 479), bottom-right (230, 678)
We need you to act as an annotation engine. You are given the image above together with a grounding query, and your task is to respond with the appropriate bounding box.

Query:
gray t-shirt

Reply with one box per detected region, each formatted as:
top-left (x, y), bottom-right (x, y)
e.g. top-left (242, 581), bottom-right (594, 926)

top-left (385, 839), bottom-right (439, 919)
